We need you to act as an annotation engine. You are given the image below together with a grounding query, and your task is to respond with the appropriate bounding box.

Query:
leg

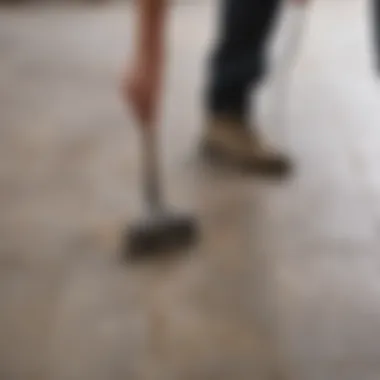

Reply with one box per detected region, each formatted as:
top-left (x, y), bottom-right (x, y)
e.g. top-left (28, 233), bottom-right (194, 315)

top-left (201, 0), bottom-right (291, 177)
top-left (207, 0), bottom-right (281, 119)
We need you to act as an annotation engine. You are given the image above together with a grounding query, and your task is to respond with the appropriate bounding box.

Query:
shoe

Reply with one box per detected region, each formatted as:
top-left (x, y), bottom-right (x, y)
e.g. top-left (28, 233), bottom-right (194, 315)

top-left (200, 115), bottom-right (291, 177)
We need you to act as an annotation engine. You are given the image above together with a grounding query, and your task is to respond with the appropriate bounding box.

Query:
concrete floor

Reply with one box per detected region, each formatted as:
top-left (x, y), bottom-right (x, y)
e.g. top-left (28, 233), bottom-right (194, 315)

top-left (1, 0), bottom-right (380, 379)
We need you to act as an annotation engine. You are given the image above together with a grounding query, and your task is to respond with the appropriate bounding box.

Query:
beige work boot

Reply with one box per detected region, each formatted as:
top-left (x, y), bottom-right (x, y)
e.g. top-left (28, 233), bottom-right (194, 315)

top-left (200, 116), bottom-right (291, 177)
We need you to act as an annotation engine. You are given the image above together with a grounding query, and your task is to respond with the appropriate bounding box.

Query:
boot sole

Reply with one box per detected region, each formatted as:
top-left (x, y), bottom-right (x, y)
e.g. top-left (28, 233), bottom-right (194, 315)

top-left (199, 142), bottom-right (291, 178)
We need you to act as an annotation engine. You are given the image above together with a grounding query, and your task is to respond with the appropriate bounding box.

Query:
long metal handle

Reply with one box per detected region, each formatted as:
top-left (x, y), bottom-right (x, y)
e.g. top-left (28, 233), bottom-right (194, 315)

top-left (142, 129), bottom-right (162, 211)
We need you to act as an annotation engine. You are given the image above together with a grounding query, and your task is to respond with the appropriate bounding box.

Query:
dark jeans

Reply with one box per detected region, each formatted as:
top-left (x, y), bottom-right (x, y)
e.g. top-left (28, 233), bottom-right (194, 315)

top-left (207, 0), bottom-right (281, 120)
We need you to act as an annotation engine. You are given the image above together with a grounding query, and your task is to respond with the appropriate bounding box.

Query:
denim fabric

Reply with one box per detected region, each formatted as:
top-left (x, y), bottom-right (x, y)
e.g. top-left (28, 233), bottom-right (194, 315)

top-left (206, 0), bottom-right (281, 119)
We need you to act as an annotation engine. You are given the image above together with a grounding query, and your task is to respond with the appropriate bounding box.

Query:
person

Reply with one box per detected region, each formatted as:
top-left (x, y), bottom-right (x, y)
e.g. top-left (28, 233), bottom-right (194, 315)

top-left (124, 0), bottom-right (306, 177)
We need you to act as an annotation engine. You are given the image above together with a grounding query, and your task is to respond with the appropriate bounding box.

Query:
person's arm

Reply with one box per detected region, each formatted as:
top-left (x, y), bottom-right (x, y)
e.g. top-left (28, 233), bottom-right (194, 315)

top-left (135, 0), bottom-right (167, 64)
top-left (124, 0), bottom-right (168, 126)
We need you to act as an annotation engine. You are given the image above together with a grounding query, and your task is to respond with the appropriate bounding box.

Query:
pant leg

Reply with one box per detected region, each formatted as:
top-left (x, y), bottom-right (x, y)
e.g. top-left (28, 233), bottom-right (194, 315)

top-left (206, 0), bottom-right (281, 119)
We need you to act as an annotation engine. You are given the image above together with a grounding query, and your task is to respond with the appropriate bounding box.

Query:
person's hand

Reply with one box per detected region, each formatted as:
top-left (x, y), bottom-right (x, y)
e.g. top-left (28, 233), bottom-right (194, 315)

top-left (122, 56), bottom-right (163, 128)
top-left (122, 0), bottom-right (166, 128)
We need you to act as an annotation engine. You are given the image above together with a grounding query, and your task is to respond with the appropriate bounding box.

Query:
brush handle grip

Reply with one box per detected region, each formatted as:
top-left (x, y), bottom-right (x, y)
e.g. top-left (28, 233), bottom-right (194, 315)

top-left (142, 128), bottom-right (162, 210)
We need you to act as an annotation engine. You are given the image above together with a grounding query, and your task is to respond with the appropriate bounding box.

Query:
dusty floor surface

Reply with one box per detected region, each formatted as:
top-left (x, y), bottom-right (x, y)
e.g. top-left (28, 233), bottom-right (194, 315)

top-left (1, 0), bottom-right (380, 379)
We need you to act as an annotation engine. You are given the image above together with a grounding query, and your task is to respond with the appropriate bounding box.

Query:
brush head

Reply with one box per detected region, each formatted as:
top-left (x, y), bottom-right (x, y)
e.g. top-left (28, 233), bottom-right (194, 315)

top-left (125, 210), bottom-right (199, 260)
